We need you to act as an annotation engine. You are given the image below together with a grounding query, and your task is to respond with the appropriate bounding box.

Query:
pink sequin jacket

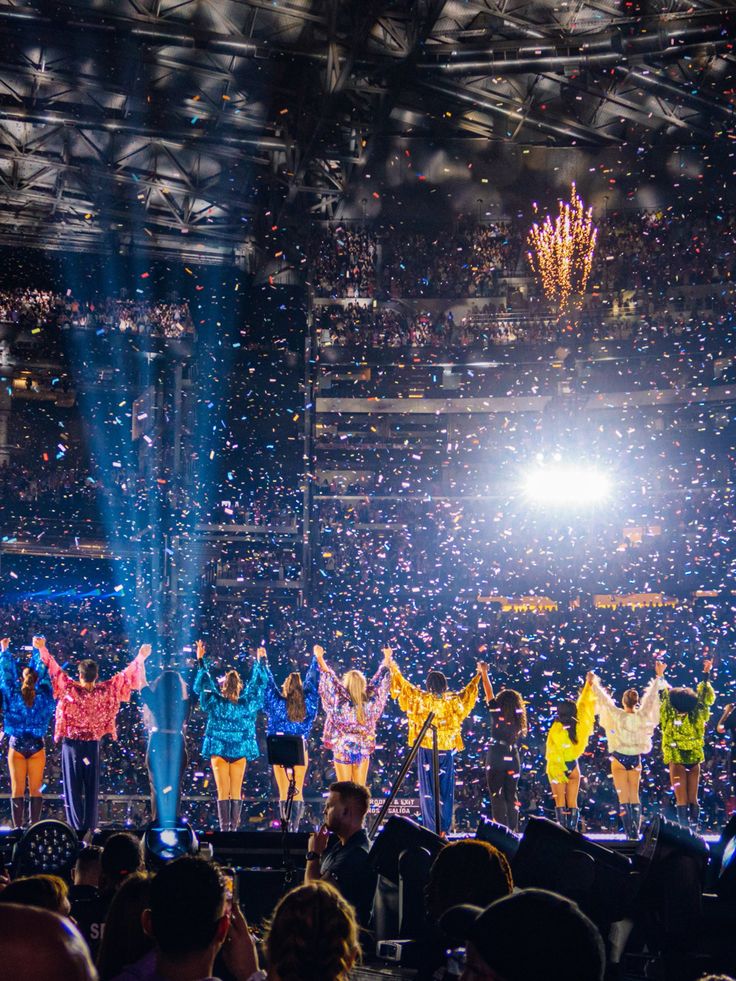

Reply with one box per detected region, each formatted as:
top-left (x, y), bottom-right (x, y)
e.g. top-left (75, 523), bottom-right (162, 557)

top-left (39, 646), bottom-right (147, 742)
top-left (319, 663), bottom-right (390, 758)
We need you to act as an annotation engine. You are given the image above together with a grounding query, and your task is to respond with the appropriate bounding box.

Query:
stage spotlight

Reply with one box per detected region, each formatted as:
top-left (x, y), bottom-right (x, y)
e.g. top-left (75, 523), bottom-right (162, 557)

top-left (522, 464), bottom-right (611, 506)
top-left (12, 819), bottom-right (79, 877)
top-left (144, 822), bottom-right (198, 869)
top-left (475, 818), bottom-right (521, 863)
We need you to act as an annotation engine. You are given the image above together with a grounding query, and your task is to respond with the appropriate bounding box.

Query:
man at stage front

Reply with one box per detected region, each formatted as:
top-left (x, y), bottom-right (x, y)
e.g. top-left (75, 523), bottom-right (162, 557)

top-left (34, 635), bottom-right (151, 836)
top-left (384, 646), bottom-right (479, 834)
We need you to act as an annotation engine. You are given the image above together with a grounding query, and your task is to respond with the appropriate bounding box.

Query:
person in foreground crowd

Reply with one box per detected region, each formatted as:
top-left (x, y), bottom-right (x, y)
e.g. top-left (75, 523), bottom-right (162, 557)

top-left (36, 635), bottom-right (151, 836)
top-left (442, 887), bottom-right (605, 981)
top-left (141, 662), bottom-right (191, 827)
top-left (0, 903), bottom-right (98, 981)
top-left (546, 673), bottom-right (596, 830)
top-left (591, 659), bottom-right (668, 838)
top-left (69, 845), bottom-right (102, 904)
top-left (266, 881), bottom-right (360, 981)
top-left (386, 646), bottom-right (479, 834)
top-left (304, 779), bottom-right (376, 927)
top-left (0, 635), bottom-right (56, 827)
top-left (136, 856), bottom-right (259, 981)
top-left (95, 871), bottom-right (152, 981)
top-left (0, 872), bottom-right (71, 915)
top-left (315, 642), bottom-right (390, 784)
top-left (193, 640), bottom-right (268, 831)
top-left (71, 831), bottom-right (145, 961)
top-left (478, 662), bottom-right (527, 832)
top-left (660, 657), bottom-right (715, 829)
top-left (264, 647), bottom-right (320, 830)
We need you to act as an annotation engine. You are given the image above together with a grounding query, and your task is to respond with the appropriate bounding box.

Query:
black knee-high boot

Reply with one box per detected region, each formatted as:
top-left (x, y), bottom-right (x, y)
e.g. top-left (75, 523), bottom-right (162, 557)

top-left (676, 804), bottom-right (689, 827)
top-left (567, 807), bottom-right (580, 831)
top-left (688, 803), bottom-right (700, 831)
top-left (11, 798), bottom-right (25, 829)
top-left (230, 799), bottom-right (242, 831)
top-left (554, 806), bottom-right (567, 826)
top-left (621, 804), bottom-right (632, 838)
top-left (630, 804), bottom-right (641, 838)
top-left (29, 796), bottom-right (43, 825)
top-left (217, 799), bottom-right (230, 832)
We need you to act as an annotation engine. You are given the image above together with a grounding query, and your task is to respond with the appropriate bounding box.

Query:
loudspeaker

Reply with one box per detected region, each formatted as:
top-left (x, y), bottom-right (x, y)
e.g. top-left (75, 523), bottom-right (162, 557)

top-left (513, 817), bottom-right (638, 923)
top-left (267, 734), bottom-right (306, 767)
top-left (199, 829), bottom-right (310, 869)
top-left (236, 868), bottom-right (299, 925)
top-left (370, 816), bottom-right (443, 884)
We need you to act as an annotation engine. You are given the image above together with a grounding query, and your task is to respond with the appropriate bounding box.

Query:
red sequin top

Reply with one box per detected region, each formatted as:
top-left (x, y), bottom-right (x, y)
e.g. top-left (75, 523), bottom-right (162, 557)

top-left (39, 646), bottom-right (147, 742)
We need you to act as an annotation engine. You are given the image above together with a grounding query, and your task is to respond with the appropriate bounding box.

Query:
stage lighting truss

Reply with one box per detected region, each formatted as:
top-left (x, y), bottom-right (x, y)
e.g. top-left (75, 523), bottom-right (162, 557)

top-left (521, 464), bottom-right (611, 506)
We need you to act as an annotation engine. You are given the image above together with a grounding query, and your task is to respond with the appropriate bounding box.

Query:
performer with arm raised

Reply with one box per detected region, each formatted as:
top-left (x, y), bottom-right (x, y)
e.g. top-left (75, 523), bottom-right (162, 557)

top-left (386, 646), bottom-right (479, 835)
top-left (192, 640), bottom-right (268, 831)
top-left (36, 635), bottom-right (151, 837)
top-left (263, 645), bottom-right (320, 831)
top-left (478, 661), bottom-right (527, 832)
top-left (545, 673), bottom-right (596, 830)
top-left (591, 660), bottom-right (668, 838)
top-left (0, 636), bottom-right (56, 828)
top-left (315, 643), bottom-right (390, 786)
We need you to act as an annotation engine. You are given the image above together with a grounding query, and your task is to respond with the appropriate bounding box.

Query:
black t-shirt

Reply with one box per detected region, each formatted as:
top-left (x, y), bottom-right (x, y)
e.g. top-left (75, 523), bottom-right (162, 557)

top-left (319, 828), bottom-right (376, 927)
top-left (71, 888), bottom-right (113, 960)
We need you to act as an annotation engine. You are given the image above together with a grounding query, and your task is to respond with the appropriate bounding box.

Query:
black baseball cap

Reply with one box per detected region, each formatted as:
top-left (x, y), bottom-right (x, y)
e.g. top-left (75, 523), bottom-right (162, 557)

top-left (440, 888), bottom-right (605, 981)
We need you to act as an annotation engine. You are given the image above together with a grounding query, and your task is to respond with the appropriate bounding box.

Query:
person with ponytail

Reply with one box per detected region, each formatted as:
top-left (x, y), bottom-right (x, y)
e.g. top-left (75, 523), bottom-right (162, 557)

top-left (545, 672), bottom-right (596, 830)
top-left (263, 646), bottom-right (320, 830)
top-left (265, 881), bottom-right (360, 981)
top-left (193, 640), bottom-right (268, 832)
top-left (314, 643), bottom-right (390, 785)
top-left (590, 660), bottom-right (668, 838)
top-left (0, 636), bottom-right (56, 828)
top-left (478, 662), bottom-right (527, 832)
top-left (660, 657), bottom-right (715, 830)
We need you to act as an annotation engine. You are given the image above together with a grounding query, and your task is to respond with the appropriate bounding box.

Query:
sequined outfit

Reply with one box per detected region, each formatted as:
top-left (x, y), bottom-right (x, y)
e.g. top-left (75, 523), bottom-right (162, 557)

top-left (319, 663), bottom-right (390, 764)
top-left (264, 656), bottom-right (320, 737)
top-left (0, 647), bottom-right (55, 740)
top-left (545, 681), bottom-right (596, 784)
top-left (660, 677), bottom-right (715, 765)
top-left (193, 658), bottom-right (267, 760)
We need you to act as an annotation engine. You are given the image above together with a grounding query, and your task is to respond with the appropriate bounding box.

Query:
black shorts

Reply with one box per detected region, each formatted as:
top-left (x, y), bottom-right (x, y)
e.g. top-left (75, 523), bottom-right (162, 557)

top-left (563, 759), bottom-right (579, 778)
top-left (611, 752), bottom-right (642, 770)
top-left (9, 734), bottom-right (45, 759)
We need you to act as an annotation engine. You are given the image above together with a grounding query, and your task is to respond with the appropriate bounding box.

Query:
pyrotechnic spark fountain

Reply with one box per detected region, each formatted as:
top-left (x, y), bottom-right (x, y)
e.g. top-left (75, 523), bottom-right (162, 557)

top-left (527, 183), bottom-right (598, 318)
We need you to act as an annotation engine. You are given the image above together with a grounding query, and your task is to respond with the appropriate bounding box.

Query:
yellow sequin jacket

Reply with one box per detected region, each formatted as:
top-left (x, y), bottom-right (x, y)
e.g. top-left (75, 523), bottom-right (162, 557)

top-left (545, 680), bottom-right (596, 784)
top-left (389, 662), bottom-right (479, 751)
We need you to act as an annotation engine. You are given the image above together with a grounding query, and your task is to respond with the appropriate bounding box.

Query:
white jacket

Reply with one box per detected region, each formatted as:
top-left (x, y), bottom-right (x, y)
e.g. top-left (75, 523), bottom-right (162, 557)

top-left (592, 675), bottom-right (668, 756)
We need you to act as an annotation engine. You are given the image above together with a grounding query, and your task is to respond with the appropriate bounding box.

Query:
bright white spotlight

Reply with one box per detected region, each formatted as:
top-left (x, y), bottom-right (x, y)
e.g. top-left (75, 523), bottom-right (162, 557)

top-left (522, 464), bottom-right (611, 506)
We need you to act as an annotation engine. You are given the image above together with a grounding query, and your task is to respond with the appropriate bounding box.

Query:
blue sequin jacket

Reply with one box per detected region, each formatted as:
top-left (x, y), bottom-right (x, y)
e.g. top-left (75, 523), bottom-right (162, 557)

top-left (193, 657), bottom-right (268, 760)
top-left (0, 648), bottom-right (56, 739)
top-left (264, 656), bottom-right (320, 737)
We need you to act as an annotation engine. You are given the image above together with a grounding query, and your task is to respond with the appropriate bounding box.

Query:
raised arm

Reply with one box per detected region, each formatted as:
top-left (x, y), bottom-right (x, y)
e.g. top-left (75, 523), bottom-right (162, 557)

top-left (303, 651), bottom-right (320, 696)
top-left (109, 643), bottom-right (150, 702)
top-left (0, 638), bottom-right (15, 699)
top-left (637, 662), bottom-right (668, 728)
top-left (34, 636), bottom-right (67, 696)
top-left (717, 704), bottom-right (735, 735)
top-left (192, 653), bottom-right (219, 712)
top-left (576, 675), bottom-right (597, 746)
top-left (455, 672), bottom-right (481, 721)
top-left (478, 661), bottom-right (494, 703)
top-left (313, 644), bottom-right (330, 674)
top-left (387, 650), bottom-right (423, 711)
top-left (696, 660), bottom-right (716, 720)
top-left (243, 647), bottom-right (269, 702)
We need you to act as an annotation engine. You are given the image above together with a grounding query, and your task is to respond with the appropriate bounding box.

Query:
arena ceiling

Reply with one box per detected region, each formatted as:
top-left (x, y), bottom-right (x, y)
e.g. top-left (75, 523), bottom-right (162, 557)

top-left (0, 0), bottom-right (733, 261)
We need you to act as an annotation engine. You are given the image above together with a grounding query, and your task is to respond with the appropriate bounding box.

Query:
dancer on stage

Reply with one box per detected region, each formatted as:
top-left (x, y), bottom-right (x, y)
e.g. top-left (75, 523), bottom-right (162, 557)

top-left (660, 657), bottom-right (715, 830)
top-left (386, 647), bottom-right (479, 835)
top-left (0, 637), bottom-right (56, 828)
top-left (193, 640), bottom-right (268, 831)
top-left (545, 673), bottom-right (595, 830)
top-left (141, 662), bottom-right (191, 827)
top-left (315, 643), bottom-right (390, 785)
top-left (36, 635), bottom-right (151, 837)
top-left (590, 660), bottom-right (668, 838)
top-left (264, 647), bottom-right (320, 831)
top-left (478, 662), bottom-right (527, 832)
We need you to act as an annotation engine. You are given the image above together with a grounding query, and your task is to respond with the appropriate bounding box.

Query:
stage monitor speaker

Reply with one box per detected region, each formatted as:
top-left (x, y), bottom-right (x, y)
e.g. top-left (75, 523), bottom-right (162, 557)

top-left (267, 735), bottom-right (306, 767)
top-left (236, 868), bottom-right (297, 926)
top-left (370, 816), bottom-right (443, 884)
top-left (200, 829), bottom-right (310, 869)
top-left (0, 828), bottom-right (23, 869)
top-left (513, 817), bottom-right (638, 923)
top-left (475, 818), bottom-right (521, 863)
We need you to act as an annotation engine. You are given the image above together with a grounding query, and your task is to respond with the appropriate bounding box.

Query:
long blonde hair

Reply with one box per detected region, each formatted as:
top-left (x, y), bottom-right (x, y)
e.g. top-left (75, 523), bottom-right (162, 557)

top-left (342, 670), bottom-right (367, 724)
top-left (284, 672), bottom-right (306, 723)
top-left (221, 670), bottom-right (242, 702)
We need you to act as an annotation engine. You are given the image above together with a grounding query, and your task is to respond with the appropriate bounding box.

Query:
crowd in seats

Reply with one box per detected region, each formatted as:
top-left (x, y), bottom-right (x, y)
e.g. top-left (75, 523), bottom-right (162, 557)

top-left (0, 289), bottom-right (194, 339)
top-left (311, 229), bottom-right (378, 298)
